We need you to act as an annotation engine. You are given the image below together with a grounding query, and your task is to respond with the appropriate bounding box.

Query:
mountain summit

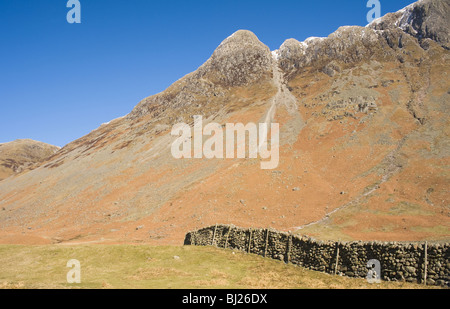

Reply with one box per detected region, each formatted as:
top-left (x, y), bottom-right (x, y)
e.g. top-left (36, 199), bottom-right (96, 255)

top-left (368, 0), bottom-right (450, 48)
top-left (196, 30), bottom-right (273, 86)
top-left (0, 0), bottom-right (448, 245)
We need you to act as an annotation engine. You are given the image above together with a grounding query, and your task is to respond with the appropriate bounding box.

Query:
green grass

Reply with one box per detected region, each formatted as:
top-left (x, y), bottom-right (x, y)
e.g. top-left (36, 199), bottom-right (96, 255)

top-left (0, 244), bottom-right (437, 289)
top-left (387, 202), bottom-right (435, 216)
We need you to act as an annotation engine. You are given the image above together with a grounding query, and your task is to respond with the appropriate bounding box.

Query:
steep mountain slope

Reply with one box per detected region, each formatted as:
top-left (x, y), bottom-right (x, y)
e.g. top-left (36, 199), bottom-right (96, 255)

top-left (0, 0), bottom-right (448, 245)
top-left (0, 139), bottom-right (59, 181)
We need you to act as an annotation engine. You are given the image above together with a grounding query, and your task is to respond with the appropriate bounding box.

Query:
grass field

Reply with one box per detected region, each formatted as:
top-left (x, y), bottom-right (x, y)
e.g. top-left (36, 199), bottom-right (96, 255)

top-left (0, 244), bottom-right (438, 289)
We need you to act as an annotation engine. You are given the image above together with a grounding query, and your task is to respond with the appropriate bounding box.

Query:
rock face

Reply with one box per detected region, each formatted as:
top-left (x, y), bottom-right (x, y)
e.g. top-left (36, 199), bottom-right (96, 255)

top-left (368, 0), bottom-right (450, 49)
top-left (197, 30), bottom-right (273, 87)
top-left (0, 0), bottom-right (448, 246)
top-left (0, 139), bottom-right (59, 181)
top-left (277, 27), bottom-right (389, 79)
top-left (277, 0), bottom-right (449, 80)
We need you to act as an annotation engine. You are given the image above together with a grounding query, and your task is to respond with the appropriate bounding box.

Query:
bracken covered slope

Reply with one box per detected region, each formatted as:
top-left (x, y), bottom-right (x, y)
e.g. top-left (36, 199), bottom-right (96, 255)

top-left (0, 0), bottom-right (448, 245)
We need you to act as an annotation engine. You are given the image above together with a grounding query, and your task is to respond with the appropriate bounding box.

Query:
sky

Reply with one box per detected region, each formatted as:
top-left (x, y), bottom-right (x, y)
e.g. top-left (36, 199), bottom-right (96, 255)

top-left (0, 0), bottom-right (416, 147)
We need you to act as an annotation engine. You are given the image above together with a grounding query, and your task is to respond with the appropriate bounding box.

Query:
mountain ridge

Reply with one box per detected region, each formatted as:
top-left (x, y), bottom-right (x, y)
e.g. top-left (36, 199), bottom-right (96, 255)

top-left (0, 0), bottom-right (448, 245)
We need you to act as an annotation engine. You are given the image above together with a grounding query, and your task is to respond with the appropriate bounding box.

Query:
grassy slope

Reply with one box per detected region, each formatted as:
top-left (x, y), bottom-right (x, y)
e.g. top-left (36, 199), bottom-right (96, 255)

top-left (0, 244), bottom-right (437, 289)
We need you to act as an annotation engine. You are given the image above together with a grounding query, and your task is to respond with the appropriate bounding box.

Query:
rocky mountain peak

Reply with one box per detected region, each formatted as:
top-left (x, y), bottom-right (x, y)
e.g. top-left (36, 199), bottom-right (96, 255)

top-left (275, 0), bottom-right (449, 80)
top-left (368, 0), bottom-right (450, 48)
top-left (128, 0), bottom-right (450, 121)
top-left (196, 30), bottom-right (273, 87)
top-left (128, 30), bottom-right (274, 120)
top-left (276, 26), bottom-right (385, 78)
top-left (277, 39), bottom-right (304, 58)
top-left (214, 30), bottom-right (266, 55)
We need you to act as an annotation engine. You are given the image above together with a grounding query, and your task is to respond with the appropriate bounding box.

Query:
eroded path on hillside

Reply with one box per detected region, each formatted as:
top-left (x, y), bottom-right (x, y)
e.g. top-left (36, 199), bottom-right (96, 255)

top-left (261, 55), bottom-right (305, 148)
top-left (264, 57), bottom-right (300, 123)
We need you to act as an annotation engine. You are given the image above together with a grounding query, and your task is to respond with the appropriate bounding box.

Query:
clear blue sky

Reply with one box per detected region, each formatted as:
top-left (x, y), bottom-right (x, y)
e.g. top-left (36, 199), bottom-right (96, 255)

top-left (0, 0), bottom-right (415, 147)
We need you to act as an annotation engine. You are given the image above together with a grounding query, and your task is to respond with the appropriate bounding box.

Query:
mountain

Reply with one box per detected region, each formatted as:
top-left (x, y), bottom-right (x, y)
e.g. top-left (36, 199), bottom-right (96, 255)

top-left (0, 139), bottom-right (59, 182)
top-left (368, 0), bottom-right (449, 49)
top-left (0, 0), bottom-right (448, 245)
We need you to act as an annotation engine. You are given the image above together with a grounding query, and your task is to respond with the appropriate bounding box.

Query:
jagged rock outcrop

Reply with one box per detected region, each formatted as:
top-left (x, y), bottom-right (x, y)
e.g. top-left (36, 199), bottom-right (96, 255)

top-left (274, 38), bottom-right (306, 73)
top-left (368, 0), bottom-right (450, 49)
top-left (321, 96), bottom-right (378, 121)
top-left (196, 30), bottom-right (273, 86)
top-left (277, 26), bottom-right (398, 79)
top-left (277, 0), bottom-right (449, 80)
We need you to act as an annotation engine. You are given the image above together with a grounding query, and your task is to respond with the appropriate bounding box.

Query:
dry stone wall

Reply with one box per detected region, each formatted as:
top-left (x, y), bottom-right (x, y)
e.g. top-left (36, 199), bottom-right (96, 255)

top-left (184, 225), bottom-right (449, 287)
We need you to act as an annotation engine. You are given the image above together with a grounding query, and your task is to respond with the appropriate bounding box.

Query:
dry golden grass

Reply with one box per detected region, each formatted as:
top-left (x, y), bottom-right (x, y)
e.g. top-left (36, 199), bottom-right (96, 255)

top-left (0, 244), bottom-right (440, 289)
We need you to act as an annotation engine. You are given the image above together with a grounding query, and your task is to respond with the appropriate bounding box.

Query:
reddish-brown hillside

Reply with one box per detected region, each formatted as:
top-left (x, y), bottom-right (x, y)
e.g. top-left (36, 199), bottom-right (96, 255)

top-left (0, 0), bottom-right (448, 245)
